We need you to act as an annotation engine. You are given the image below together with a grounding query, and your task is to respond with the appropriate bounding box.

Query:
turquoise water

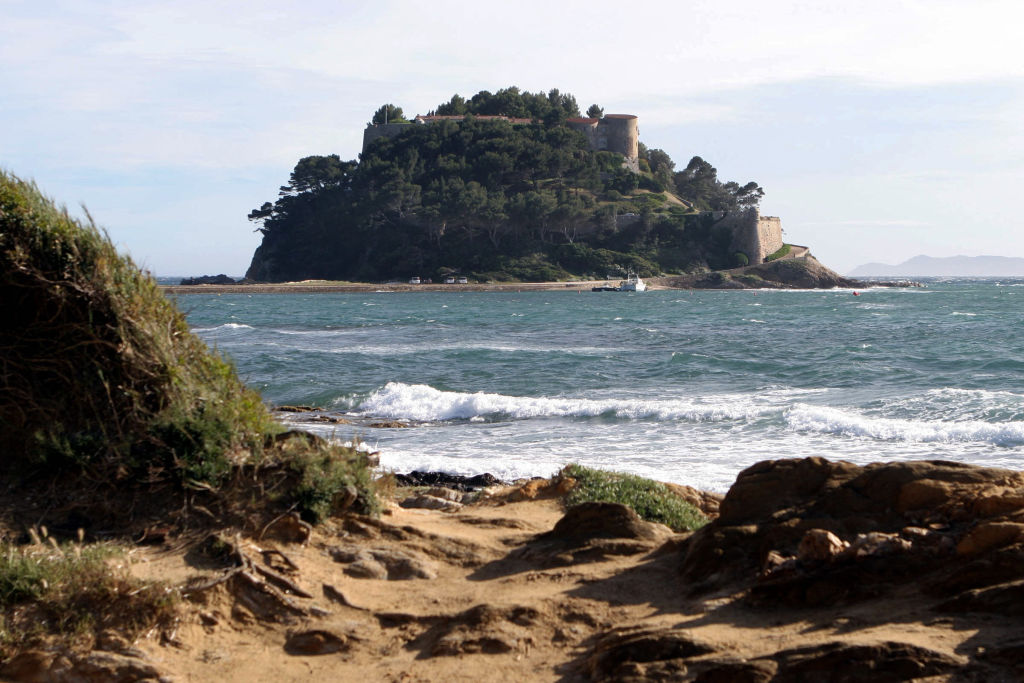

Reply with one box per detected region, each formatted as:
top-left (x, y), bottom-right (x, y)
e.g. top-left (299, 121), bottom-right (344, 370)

top-left (181, 279), bottom-right (1024, 491)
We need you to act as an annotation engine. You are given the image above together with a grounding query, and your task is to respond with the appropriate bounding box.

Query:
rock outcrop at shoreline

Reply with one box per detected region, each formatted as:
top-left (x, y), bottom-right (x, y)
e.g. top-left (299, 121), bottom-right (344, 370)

top-left (658, 254), bottom-right (902, 290)
top-left (179, 273), bottom-right (238, 285)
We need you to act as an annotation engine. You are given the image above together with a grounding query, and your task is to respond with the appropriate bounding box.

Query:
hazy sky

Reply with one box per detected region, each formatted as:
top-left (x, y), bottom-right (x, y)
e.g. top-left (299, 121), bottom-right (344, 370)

top-left (3, 0), bottom-right (1023, 276)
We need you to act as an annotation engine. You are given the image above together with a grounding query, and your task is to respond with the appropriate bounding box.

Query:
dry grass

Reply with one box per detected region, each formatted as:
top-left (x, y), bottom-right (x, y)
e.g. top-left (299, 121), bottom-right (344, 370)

top-left (0, 533), bottom-right (178, 659)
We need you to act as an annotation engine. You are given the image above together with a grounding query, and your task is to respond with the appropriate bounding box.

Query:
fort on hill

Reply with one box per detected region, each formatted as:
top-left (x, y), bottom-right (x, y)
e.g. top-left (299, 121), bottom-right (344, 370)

top-left (364, 112), bottom-right (640, 170)
top-left (245, 88), bottom-right (803, 283)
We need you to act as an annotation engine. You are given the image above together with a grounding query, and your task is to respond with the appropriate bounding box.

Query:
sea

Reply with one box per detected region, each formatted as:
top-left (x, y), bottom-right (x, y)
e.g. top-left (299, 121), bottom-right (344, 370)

top-left (176, 278), bottom-right (1024, 493)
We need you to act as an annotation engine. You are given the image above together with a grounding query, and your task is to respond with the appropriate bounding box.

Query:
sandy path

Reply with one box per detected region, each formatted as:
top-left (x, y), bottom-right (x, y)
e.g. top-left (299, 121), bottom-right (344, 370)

top-left (119, 486), bottom-right (979, 682)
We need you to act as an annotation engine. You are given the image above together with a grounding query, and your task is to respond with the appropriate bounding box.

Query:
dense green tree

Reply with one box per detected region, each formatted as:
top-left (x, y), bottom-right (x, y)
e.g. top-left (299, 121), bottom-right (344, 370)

top-left (371, 104), bottom-right (407, 124)
top-left (586, 104), bottom-right (604, 119)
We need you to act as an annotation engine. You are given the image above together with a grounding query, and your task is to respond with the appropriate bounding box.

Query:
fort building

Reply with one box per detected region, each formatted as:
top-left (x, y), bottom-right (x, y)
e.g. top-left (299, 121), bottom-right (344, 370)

top-left (715, 208), bottom-right (784, 265)
top-left (565, 115), bottom-right (639, 171)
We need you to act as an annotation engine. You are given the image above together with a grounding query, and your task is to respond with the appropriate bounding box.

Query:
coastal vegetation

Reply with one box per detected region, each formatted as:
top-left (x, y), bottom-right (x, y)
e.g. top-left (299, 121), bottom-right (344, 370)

top-left (245, 86), bottom-right (764, 282)
top-left (0, 170), bottom-right (376, 521)
top-left (764, 243), bottom-right (792, 262)
top-left (0, 169), bottom-right (382, 660)
top-left (560, 463), bottom-right (707, 532)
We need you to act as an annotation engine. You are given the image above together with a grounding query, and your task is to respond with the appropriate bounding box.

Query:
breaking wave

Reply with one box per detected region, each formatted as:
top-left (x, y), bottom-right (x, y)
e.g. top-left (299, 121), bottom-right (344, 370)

top-left (353, 382), bottom-right (772, 423)
top-left (786, 404), bottom-right (1024, 446)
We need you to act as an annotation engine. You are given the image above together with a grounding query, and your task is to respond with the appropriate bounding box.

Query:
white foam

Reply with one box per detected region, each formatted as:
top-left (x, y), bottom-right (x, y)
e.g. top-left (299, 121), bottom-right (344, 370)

top-left (193, 322), bottom-right (253, 332)
top-left (354, 382), bottom-right (770, 422)
top-left (786, 403), bottom-right (1024, 446)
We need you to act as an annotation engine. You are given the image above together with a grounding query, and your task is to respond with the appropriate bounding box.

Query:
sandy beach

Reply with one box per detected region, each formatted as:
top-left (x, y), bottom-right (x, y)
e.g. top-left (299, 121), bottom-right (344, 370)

top-left (160, 279), bottom-right (674, 295)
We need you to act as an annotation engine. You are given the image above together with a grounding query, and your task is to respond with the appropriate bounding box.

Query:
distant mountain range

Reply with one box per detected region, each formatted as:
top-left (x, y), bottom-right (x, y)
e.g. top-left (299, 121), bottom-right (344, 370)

top-left (848, 255), bottom-right (1024, 277)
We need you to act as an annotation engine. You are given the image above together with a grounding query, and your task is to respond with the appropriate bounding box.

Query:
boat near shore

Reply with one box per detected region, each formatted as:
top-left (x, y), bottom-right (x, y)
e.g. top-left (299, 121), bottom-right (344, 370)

top-left (619, 273), bottom-right (647, 292)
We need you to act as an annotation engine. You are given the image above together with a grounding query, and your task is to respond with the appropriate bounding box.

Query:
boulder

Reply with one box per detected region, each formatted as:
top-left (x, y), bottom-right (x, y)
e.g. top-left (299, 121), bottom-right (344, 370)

top-left (797, 529), bottom-right (848, 562)
top-left (680, 458), bottom-right (1024, 605)
top-left (543, 502), bottom-right (673, 544)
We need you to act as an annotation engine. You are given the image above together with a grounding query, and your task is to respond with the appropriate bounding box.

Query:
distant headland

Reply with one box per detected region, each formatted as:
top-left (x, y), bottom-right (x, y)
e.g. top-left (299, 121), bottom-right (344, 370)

top-left (849, 255), bottom-right (1024, 277)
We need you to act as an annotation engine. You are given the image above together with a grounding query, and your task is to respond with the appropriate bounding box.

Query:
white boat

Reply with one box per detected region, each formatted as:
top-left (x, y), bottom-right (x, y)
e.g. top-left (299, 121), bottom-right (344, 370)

top-left (619, 272), bottom-right (647, 292)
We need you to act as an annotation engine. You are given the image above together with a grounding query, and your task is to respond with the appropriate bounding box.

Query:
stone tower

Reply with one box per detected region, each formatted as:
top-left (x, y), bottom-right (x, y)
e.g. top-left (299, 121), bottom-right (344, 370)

top-left (566, 114), bottom-right (639, 170)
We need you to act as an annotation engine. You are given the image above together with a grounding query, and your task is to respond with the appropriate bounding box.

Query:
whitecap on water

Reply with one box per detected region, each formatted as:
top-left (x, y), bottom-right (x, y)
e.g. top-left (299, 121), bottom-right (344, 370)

top-left (353, 382), bottom-right (778, 423)
top-left (786, 403), bottom-right (1024, 447)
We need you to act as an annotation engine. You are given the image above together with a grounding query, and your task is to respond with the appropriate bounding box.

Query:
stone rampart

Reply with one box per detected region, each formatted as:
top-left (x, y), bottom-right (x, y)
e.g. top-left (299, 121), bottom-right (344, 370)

top-left (362, 123), bottom-right (414, 152)
top-left (722, 209), bottom-right (784, 265)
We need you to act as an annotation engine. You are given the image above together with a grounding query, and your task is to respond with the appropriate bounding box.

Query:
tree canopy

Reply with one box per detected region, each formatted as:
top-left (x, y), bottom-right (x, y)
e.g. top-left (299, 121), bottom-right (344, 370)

top-left (431, 86), bottom-right (581, 125)
top-left (371, 104), bottom-right (407, 124)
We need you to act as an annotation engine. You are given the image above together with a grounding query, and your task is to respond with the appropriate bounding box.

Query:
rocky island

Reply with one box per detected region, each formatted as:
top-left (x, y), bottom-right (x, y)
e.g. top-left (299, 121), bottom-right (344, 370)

top-left (239, 87), bottom-right (867, 290)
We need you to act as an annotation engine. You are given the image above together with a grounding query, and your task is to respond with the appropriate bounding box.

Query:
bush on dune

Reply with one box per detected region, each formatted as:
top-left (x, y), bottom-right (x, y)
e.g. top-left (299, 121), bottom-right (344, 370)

top-left (0, 170), bottom-right (376, 522)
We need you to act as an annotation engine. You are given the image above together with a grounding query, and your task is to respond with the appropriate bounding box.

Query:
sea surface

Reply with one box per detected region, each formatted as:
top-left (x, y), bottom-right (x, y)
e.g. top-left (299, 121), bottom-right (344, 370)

top-left (179, 278), bottom-right (1024, 493)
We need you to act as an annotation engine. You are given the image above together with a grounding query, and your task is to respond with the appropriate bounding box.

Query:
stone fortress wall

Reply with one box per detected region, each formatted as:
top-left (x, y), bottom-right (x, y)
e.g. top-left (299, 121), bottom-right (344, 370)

top-left (362, 123), bottom-right (415, 151)
top-left (716, 208), bottom-right (784, 265)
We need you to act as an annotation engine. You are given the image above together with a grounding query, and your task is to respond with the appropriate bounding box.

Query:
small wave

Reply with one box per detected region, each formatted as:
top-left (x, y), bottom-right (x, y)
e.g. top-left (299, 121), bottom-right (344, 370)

top-left (951, 311), bottom-right (978, 317)
top-left (786, 404), bottom-right (1024, 446)
top-left (317, 342), bottom-right (619, 357)
top-left (193, 322), bottom-right (253, 332)
top-left (354, 382), bottom-right (769, 422)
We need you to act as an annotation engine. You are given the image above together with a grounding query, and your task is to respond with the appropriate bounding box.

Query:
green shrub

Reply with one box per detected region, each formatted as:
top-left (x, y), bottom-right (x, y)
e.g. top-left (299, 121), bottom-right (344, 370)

top-left (558, 464), bottom-right (707, 532)
top-left (765, 243), bottom-right (792, 262)
top-left (285, 440), bottom-right (380, 522)
top-left (733, 251), bottom-right (749, 267)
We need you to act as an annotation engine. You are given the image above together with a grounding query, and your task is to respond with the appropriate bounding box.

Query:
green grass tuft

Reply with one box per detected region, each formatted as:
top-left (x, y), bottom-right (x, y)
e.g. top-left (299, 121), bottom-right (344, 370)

top-left (559, 463), bottom-right (708, 532)
top-left (764, 243), bottom-right (792, 262)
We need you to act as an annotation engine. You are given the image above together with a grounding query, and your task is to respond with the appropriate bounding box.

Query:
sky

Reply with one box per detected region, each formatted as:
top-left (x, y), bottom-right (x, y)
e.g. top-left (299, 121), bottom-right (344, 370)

top-left (2, 0), bottom-right (1023, 276)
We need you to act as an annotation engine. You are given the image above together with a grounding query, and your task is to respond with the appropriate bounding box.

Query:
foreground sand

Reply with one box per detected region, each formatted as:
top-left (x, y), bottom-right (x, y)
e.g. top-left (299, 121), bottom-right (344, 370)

top-left (10, 458), bottom-right (1024, 681)
top-left (94, 466), bottom-right (1020, 682)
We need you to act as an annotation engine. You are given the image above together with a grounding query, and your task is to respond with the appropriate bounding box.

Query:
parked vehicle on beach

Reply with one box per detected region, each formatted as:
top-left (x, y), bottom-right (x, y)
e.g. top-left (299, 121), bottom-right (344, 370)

top-left (409, 277), bottom-right (421, 284)
top-left (444, 276), bottom-right (456, 284)
top-left (456, 276), bottom-right (468, 284)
